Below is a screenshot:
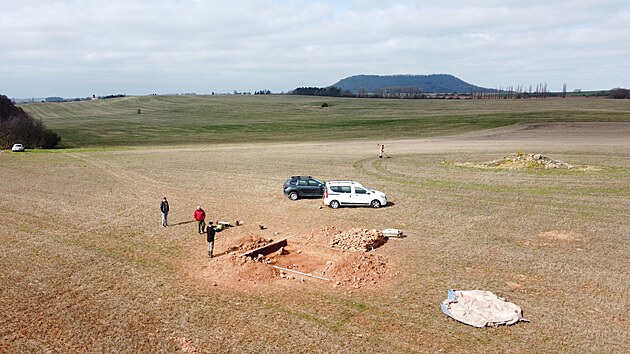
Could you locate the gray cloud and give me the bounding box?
[1,0,628,97]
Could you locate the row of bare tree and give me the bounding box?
[471,83,551,99]
[357,87,425,98]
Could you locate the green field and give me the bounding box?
[22,95,630,147]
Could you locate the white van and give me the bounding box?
[324,181,387,209]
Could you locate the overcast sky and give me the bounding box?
[1,0,628,97]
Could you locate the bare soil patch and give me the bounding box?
[172,337,197,354]
[456,152,577,170]
[329,252,396,288]
[537,230,586,242]
[524,230,587,248]
[450,122,630,145]
[184,227,395,290]
[224,234,274,254]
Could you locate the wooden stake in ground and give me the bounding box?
[272,266,330,281]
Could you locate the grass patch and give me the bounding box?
[21,95,630,148]
[343,299,369,311]
[292,310,342,330]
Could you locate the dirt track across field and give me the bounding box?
[1,122,628,353]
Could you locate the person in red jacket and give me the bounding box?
[194,206,206,234]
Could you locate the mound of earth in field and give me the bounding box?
[230,253,278,283]
[329,228,387,252]
[224,235,279,283]
[458,152,574,169]
[329,253,394,288]
[224,234,274,254]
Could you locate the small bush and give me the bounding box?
[321,103,329,108]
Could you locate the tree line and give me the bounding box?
[290,87,346,97]
[0,94,60,149]
[290,86,429,98]
[469,83,551,99]
[609,88,630,99]
[290,85,628,100]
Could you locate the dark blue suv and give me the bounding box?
[283,176,325,200]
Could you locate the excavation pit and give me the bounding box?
[239,238,332,280]
[203,228,396,287]
[239,238,288,259]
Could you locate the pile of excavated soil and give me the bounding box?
[459,152,574,169]
[302,226,342,248]
[189,229,397,288]
[224,234,279,283]
[230,254,278,283]
[183,234,279,288]
[224,234,273,254]
[329,228,387,252]
[329,253,393,288]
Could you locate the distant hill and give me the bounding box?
[331,74,493,94]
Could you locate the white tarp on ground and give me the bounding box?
[441,289,529,328]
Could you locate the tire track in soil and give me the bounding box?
[63,152,161,187]
[353,155,417,185]
[62,152,164,228]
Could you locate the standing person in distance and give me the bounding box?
[379,144,385,158]
[194,206,206,234]
[160,197,169,227]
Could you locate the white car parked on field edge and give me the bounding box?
[11,144,25,152]
[324,180,387,209]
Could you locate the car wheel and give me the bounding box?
[289,192,299,201]
[370,200,381,208]
[329,200,340,209]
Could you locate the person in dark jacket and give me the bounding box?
[160,197,169,227]
[194,206,206,233]
[206,221,216,257]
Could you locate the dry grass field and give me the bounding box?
[1,122,629,352]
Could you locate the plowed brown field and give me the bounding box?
[1,122,628,353]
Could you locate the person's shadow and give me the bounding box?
[211,250,231,258]
[172,220,196,226]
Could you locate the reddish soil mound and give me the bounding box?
[230,255,277,283]
[329,228,386,252]
[300,226,341,248]
[225,234,273,254]
[221,234,279,284]
[329,252,391,288]
[182,234,279,288]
